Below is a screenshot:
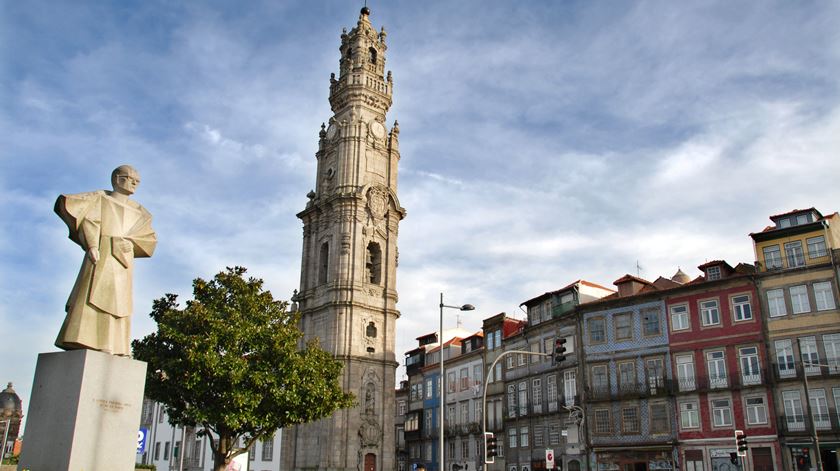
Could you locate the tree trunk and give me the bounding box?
[212,434,233,471]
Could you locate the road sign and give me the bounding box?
[546,449,555,469]
[137,428,148,454]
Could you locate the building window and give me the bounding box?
[517,382,528,417]
[670,304,689,331]
[785,241,805,267]
[506,354,515,370]
[706,265,721,281]
[461,440,469,459]
[548,423,561,445]
[473,365,482,386]
[532,378,543,413]
[594,409,611,434]
[618,361,635,392]
[368,47,377,65]
[461,402,469,424]
[447,372,456,393]
[814,282,836,311]
[154,442,161,460]
[518,353,527,367]
[622,406,640,433]
[529,303,543,325]
[642,359,662,393]
[650,403,669,434]
[507,384,517,418]
[706,351,727,388]
[425,378,433,399]
[676,354,696,391]
[810,389,831,429]
[800,336,820,374]
[807,236,827,258]
[745,397,768,425]
[460,368,469,391]
[711,399,733,427]
[164,441,170,460]
[474,401,482,425]
[685,450,704,471]
[508,428,517,448]
[732,295,752,321]
[589,317,606,343]
[547,374,558,411]
[823,333,840,373]
[775,339,796,377]
[680,402,699,429]
[564,370,577,404]
[642,308,661,336]
[783,390,805,431]
[424,410,432,431]
[260,438,274,461]
[790,285,811,313]
[763,245,782,269]
[520,427,529,447]
[739,347,761,385]
[614,313,632,341]
[700,300,720,326]
[405,413,418,432]
[319,242,329,284]
[767,289,787,317]
[591,365,609,395]
[366,242,381,284]
[534,425,544,447]
[447,441,455,460]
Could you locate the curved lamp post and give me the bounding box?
[439,293,474,471]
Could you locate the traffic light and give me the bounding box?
[484,432,498,464]
[554,338,567,363]
[735,429,748,456]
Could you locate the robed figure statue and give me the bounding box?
[54,165,157,356]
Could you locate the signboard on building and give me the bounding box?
[546,449,555,469]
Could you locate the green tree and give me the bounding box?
[133,267,354,471]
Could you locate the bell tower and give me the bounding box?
[284,7,404,471]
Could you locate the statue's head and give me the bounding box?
[111,165,140,196]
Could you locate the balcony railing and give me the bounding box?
[756,251,836,273]
[778,410,840,434]
[586,380,675,401]
[772,362,840,381]
[674,370,767,394]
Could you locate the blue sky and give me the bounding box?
[2,1,840,417]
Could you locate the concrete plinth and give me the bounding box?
[18,349,146,471]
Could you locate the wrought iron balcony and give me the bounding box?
[673,370,767,394]
[585,380,675,402]
[778,410,840,434]
[772,362,840,381]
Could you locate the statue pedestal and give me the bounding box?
[18,349,146,471]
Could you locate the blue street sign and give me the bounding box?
[137,428,148,454]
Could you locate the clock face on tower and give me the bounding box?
[326,123,338,140]
[369,120,386,139]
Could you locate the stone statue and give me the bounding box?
[54,165,157,356]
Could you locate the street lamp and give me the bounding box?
[440,293,475,471]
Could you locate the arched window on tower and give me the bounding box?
[366,242,381,284]
[319,242,329,284]
[346,47,353,62]
[368,47,377,65]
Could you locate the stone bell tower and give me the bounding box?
[283,7,404,471]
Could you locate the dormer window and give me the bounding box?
[706,266,721,281]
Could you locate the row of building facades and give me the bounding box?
[395,208,840,471]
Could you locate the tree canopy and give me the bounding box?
[132,267,354,471]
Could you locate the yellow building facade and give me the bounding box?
[751,208,840,471]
